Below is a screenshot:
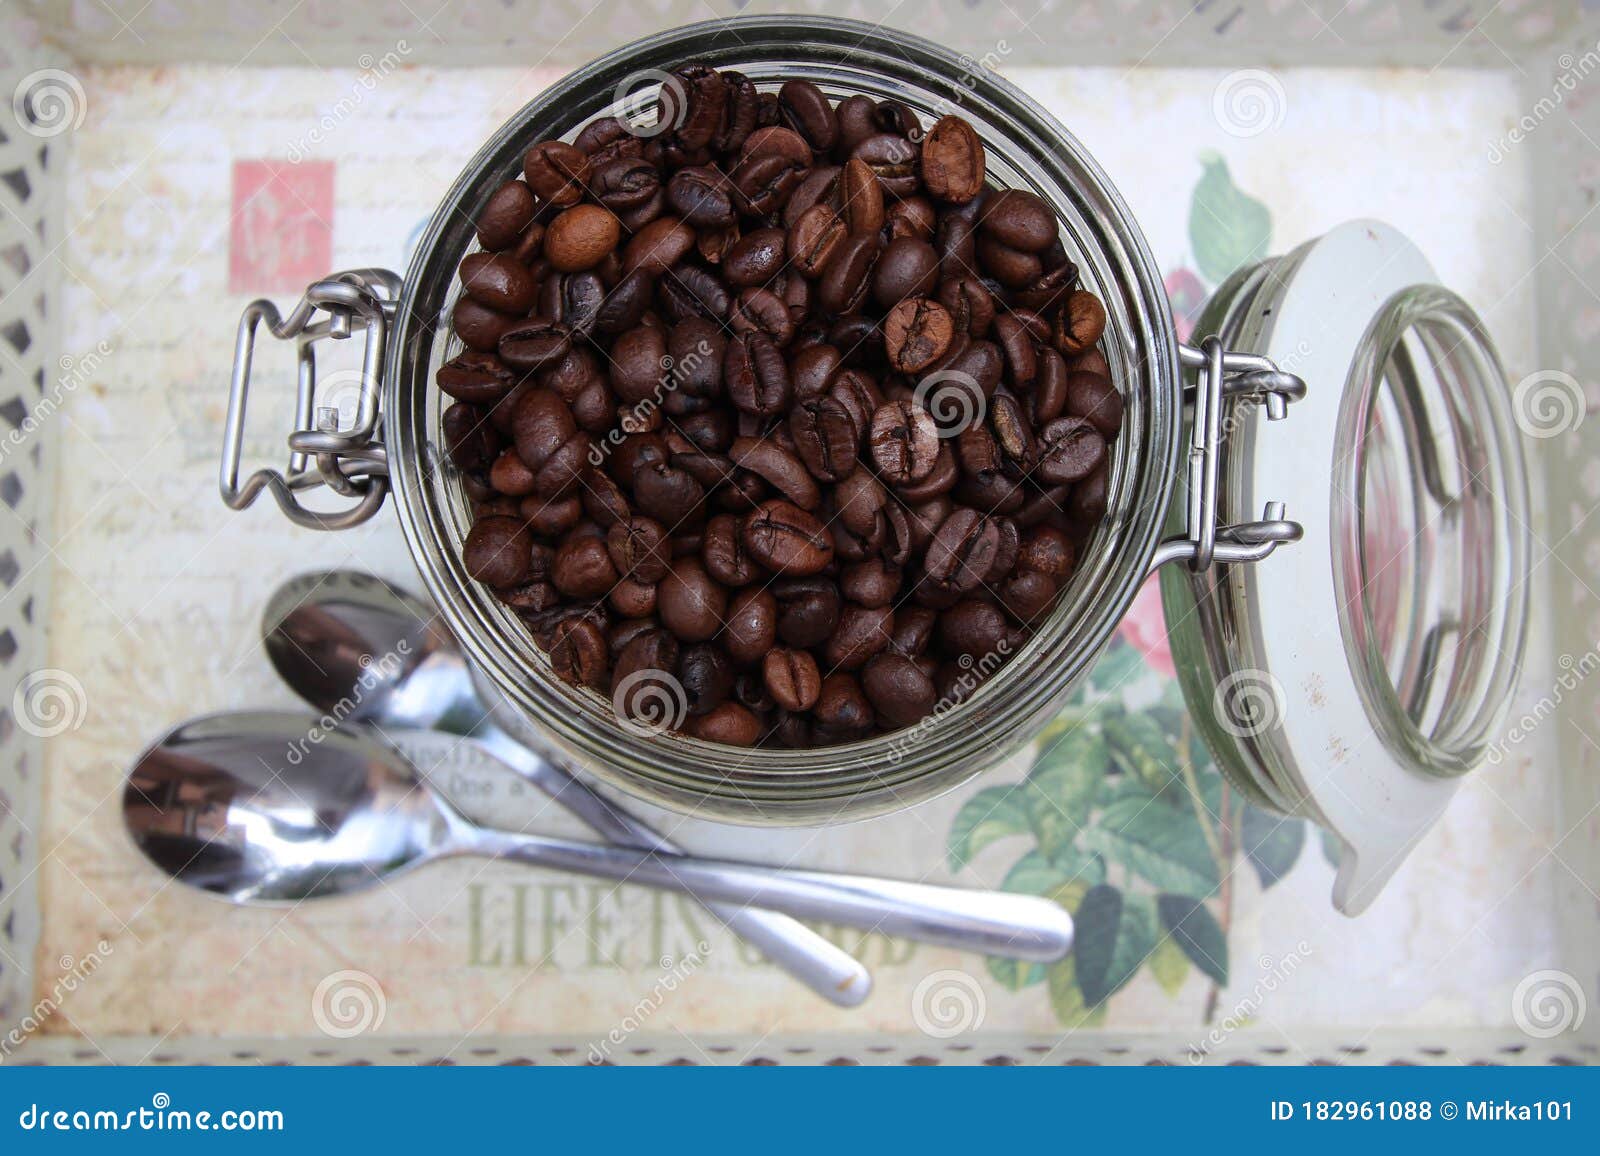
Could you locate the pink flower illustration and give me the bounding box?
[1116,575,1176,679]
[1165,267,1207,344]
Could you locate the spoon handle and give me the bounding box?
[469,723,871,1007]
[464,828,1074,963]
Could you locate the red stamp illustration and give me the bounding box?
[229,160,335,293]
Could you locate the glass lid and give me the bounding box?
[1162,220,1531,915]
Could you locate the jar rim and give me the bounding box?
[386,14,1182,823]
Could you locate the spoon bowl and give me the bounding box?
[126,712,453,904]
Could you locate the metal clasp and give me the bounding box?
[220,268,402,530]
[1149,336,1307,574]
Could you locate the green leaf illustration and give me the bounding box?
[946,785,1032,871]
[1082,793,1221,899]
[1189,152,1271,285]
[1073,885,1159,1006]
[1087,636,1147,694]
[1104,712,1184,799]
[1024,725,1110,859]
[1158,894,1229,986]
[1047,955,1109,1028]
[988,855,1093,991]
[988,954,1044,991]
[1241,806,1306,889]
[1148,934,1192,997]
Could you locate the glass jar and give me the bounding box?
[219,16,1528,910]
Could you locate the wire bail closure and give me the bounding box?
[220,268,401,530]
[1147,336,1307,574]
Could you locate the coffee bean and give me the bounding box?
[464,516,533,588]
[658,558,727,642]
[862,653,937,726]
[788,397,858,483]
[921,115,985,203]
[550,618,609,689]
[789,203,847,278]
[840,157,885,236]
[724,331,792,416]
[979,188,1056,252]
[523,140,590,207]
[1037,416,1107,484]
[679,643,734,716]
[883,297,954,372]
[702,513,760,586]
[606,516,670,582]
[778,79,838,152]
[1055,289,1108,355]
[869,400,941,484]
[722,587,778,665]
[1065,370,1124,439]
[873,238,940,309]
[742,499,834,575]
[438,351,520,405]
[925,508,1002,594]
[763,647,822,711]
[460,252,537,314]
[724,227,786,287]
[686,701,763,746]
[818,232,881,315]
[499,320,573,370]
[545,204,622,272]
[813,673,873,741]
[477,180,537,251]
[825,603,895,670]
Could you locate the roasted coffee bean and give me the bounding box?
[606,516,670,582]
[883,297,954,372]
[818,232,881,315]
[768,577,839,649]
[825,603,895,671]
[702,513,760,586]
[920,115,985,204]
[686,701,763,745]
[523,140,590,207]
[722,587,779,666]
[789,204,847,278]
[873,238,940,309]
[544,204,622,272]
[724,226,786,287]
[623,215,695,277]
[1054,288,1108,355]
[778,79,838,152]
[460,251,538,314]
[763,647,822,712]
[464,516,533,588]
[724,331,792,416]
[477,180,538,251]
[658,558,727,643]
[1064,370,1124,438]
[550,618,609,689]
[552,534,619,600]
[1037,416,1107,484]
[979,188,1056,252]
[444,64,1122,746]
[788,397,858,483]
[742,499,834,575]
[679,643,735,716]
[852,134,919,198]
[730,436,819,510]
[862,654,937,727]
[841,557,901,608]
[499,320,573,370]
[869,400,941,484]
[633,457,706,523]
[438,351,520,405]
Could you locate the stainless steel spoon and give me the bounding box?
[260,570,870,1005]
[125,712,1075,962]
